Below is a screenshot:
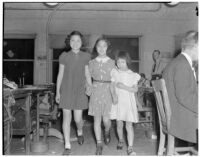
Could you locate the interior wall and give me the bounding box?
[4,3,198,84]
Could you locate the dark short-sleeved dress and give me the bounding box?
[88,57,115,117]
[59,51,91,110]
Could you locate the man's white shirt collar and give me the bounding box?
[181,52,193,68]
[181,52,196,79]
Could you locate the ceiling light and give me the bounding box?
[165,2,179,7]
[44,3,59,8]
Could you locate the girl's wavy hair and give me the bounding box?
[91,37,111,59]
[64,30,85,51]
[115,51,132,68]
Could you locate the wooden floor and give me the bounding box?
[6,121,158,155]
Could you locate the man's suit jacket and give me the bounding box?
[163,54,198,143]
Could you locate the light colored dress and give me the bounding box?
[88,56,115,117]
[110,68,141,122]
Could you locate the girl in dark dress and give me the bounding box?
[56,31,90,155]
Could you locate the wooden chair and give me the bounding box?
[136,89,153,124]
[152,79,198,155]
[37,91,63,141]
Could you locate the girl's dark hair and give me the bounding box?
[115,51,132,67]
[153,50,161,55]
[64,30,84,51]
[68,30,83,41]
[91,37,111,59]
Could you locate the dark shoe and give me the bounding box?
[104,130,111,145]
[117,141,124,150]
[63,148,71,155]
[77,135,84,145]
[96,143,103,155]
[127,146,136,155]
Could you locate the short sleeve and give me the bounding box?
[85,53,91,65]
[129,72,141,85]
[59,52,67,65]
[110,68,118,82]
[135,73,141,83]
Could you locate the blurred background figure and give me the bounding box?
[151,50,165,80]
[138,73,150,87]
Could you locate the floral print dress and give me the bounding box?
[88,56,115,117]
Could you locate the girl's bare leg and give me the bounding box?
[126,122,134,147]
[74,110,84,136]
[94,116,102,142]
[63,109,72,149]
[117,120,124,142]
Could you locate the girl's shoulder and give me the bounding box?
[106,58,115,67]
[60,51,69,58]
[127,69,138,75]
[59,51,70,64]
[89,58,97,66]
[108,58,115,64]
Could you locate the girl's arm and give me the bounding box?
[85,65,93,96]
[56,64,65,103]
[116,82,138,93]
[110,82,118,104]
[85,65,92,86]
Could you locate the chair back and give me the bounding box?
[152,79,171,133]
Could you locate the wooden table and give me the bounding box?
[3,86,54,155]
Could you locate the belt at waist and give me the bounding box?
[93,79,111,83]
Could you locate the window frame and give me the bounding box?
[3,34,36,84]
[103,35,142,73]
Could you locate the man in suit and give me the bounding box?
[163,30,198,143]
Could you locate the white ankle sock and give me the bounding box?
[77,130,83,136]
[65,143,71,149]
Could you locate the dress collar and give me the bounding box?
[70,50,81,55]
[96,56,110,63]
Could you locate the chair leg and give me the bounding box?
[167,134,175,155]
[43,123,48,142]
[158,131,166,155]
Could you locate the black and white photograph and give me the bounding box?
[2,1,198,155]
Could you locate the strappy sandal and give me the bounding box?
[117,140,124,150]
[127,146,136,155]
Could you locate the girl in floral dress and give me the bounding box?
[85,37,115,155]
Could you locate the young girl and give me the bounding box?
[85,37,115,155]
[56,31,91,155]
[110,51,141,155]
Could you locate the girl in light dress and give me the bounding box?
[110,51,141,155]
